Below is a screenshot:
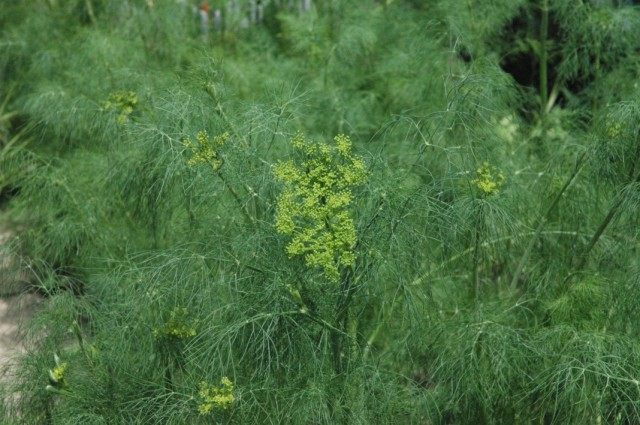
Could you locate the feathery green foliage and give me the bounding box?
[1,0,640,423]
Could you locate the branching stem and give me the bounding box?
[216,170,255,226]
[510,152,586,290]
[205,84,248,149]
[575,142,640,270]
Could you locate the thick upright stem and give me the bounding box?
[362,294,401,361]
[576,180,639,270]
[217,171,255,226]
[575,144,640,270]
[539,0,549,117]
[510,152,586,290]
[333,272,353,374]
[472,224,481,301]
[85,0,97,25]
[471,204,484,302]
[575,196,623,269]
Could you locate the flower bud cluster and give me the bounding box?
[274,133,367,281]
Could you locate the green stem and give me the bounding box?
[410,230,586,289]
[363,229,591,360]
[205,84,261,224]
[471,203,484,302]
[362,293,401,362]
[510,152,586,290]
[216,171,255,226]
[205,84,248,148]
[84,0,97,25]
[180,172,198,230]
[185,194,196,230]
[332,273,352,374]
[575,145,640,270]
[539,0,549,117]
[576,196,623,269]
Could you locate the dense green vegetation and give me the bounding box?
[1,0,640,423]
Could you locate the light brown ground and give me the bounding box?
[0,294,41,367]
[0,222,40,384]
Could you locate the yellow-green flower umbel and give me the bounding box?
[47,354,68,390]
[197,377,235,415]
[103,90,138,124]
[183,130,229,171]
[274,133,367,281]
[472,162,505,196]
[153,307,197,340]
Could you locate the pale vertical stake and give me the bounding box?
[257,0,264,23]
[250,0,257,24]
[199,2,211,41]
[302,0,312,12]
[213,9,222,32]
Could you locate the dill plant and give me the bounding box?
[1,1,640,424]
